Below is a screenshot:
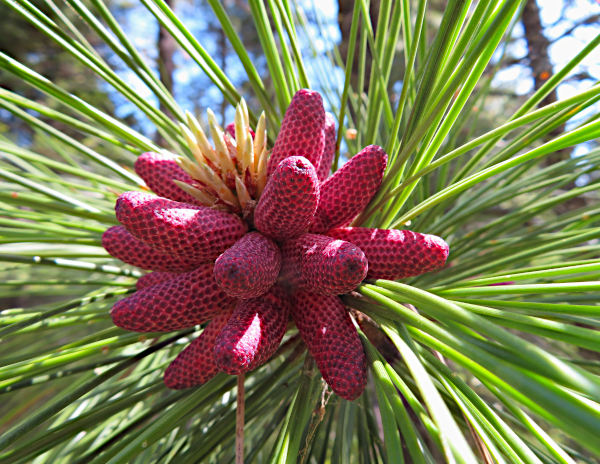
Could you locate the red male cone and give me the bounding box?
[326,227,449,280]
[292,292,367,401]
[214,286,291,375]
[164,307,235,389]
[316,112,337,181]
[280,233,368,295]
[254,157,320,242]
[102,226,202,273]
[310,145,387,233]
[111,264,236,332]
[214,232,281,298]
[135,152,202,205]
[115,191,247,262]
[267,89,325,176]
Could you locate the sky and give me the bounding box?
[493,0,600,98]
[106,0,600,152]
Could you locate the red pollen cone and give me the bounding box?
[326,227,449,280]
[136,271,178,290]
[115,191,247,262]
[135,152,202,205]
[316,112,337,182]
[164,307,235,389]
[110,264,236,332]
[310,145,387,233]
[214,286,291,375]
[280,233,368,295]
[292,291,367,401]
[102,225,203,273]
[254,157,320,242]
[214,231,281,299]
[267,89,326,176]
[225,122,255,139]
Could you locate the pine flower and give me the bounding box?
[310,145,387,233]
[267,89,326,176]
[280,233,368,295]
[292,291,367,401]
[214,231,281,298]
[254,156,320,241]
[214,286,291,374]
[164,307,235,389]
[111,264,236,332]
[326,227,449,279]
[101,90,449,400]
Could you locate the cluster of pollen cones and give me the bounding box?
[102,89,449,401]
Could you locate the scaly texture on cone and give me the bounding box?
[214,231,281,298]
[136,271,178,290]
[267,89,325,176]
[164,307,234,389]
[292,291,367,401]
[214,286,291,375]
[111,264,236,332]
[254,157,320,242]
[280,233,368,295]
[316,112,337,182]
[310,145,387,233]
[115,191,247,262]
[326,227,449,279]
[102,226,202,273]
[134,152,202,205]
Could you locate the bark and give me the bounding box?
[337,0,380,92]
[521,0,566,164]
[157,0,177,146]
[522,0,556,106]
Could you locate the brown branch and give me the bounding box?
[156,0,177,148]
[550,14,600,43]
[299,356,326,464]
[236,373,245,464]
[522,0,556,105]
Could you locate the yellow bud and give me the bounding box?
[200,163,240,208]
[234,104,246,162]
[173,180,216,207]
[179,123,205,165]
[185,111,219,165]
[256,146,268,197]
[235,176,252,211]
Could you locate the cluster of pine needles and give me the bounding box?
[0,0,600,462]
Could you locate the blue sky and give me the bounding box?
[107,0,600,148]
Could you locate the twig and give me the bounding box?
[236,373,245,464]
[299,379,333,464]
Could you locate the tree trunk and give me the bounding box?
[337,0,380,92]
[522,0,567,164]
[157,0,177,146]
[522,0,556,106]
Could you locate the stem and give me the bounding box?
[299,378,331,464]
[236,373,245,464]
